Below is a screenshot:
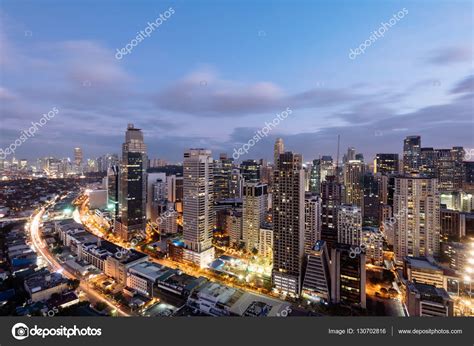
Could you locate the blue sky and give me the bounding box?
[0,0,472,163]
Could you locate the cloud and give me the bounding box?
[426,46,472,65]
[450,75,474,94]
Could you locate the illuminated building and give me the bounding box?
[258,224,273,258]
[405,282,453,317]
[213,153,234,201]
[309,156,333,195]
[337,204,362,246]
[440,208,466,240]
[182,149,215,268]
[242,182,268,252]
[302,240,331,302]
[394,176,440,263]
[304,192,322,254]
[74,147,83,173]
[116,124,148,241]
[240,159,261,183]
[320,175,344,250]
[362,227,384,265]
[403,257,445,289]
[272,151,305,296]
[330,244,366,308]
[403,135,421,173]
[106,165,119,219]
[273,138,284,165]
[343,159,365,209]
[374,153,399,175]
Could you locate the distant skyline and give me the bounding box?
[0,0,473,162]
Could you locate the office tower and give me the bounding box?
[272,151,305,296]
[229,168,243,198]
[337,204,362,246]
[345,147,356,163]
[74,147,83,173]
[107,165,120,219]
[374,153,399,175]
[419,147,437,177]
[213,154,234,201]
[302,240,331,302]
[260,161,273,185]
[117,124,147,241]
[274,138,284,165]
[330,244,366,308]
[309,156,333,194]
[304,163,312,192]
[304,192,322,254]
[362,173,382,226]
[393,176,441,263]
[146,172,166,219]
[240,159,261,183]
[182,149,215,268]
[343,159,365,208]
[403,135,421,173]
[440,209,466,241]
[321,175,344,250]
[97,153,119,173]
[436,147,464,192]
[242,182,268,252]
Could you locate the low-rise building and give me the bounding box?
[405,282,453,317]
[24,270,69,302]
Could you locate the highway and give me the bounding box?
[29,206,131,316]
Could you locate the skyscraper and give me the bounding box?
[272,151,305,296]
[242,182,268,252]
[374,153,399,175]
[107,165,120,220]
[182,149,215,268]
[74,147,83,173]
[304,192,322,254]
[309,156,333,194]
[343,159,365,209]
[240,159,261,183]
[213,154,234,201]
[302,240,331,302]
[337,204,362,246]
[403,136,421,173]
[321,175,344,250]
[393,175,441,263]
[274,138,284,165]
[116,124,147,241]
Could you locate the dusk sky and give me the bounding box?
[0,0,473,163]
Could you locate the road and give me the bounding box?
[29,207,131,316]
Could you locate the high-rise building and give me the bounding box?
[240,159,261,183]
[436,147,464,192]
[393,175,441,263]
[213,154,234,201]
[403,136,421,173]
[272,151,305,296]
[309,156,333,194]
[320,175,344,250]
[302,240,331,302]
[374,153,399,175]
[116,124,147,241]
[343,159,365,209]
[304,192,322,254]
[107,165,120,219]
[362,173,383,226]
[337,204,362,246]
[330,244,366,308]
[242,182,268,252]
[274,138,284,165]
[74,147,83,173]
[182,149,215,268]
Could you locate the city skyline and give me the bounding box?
[0,0,473,162]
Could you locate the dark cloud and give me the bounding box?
[450,75,474,94]
[425,46,472,65]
